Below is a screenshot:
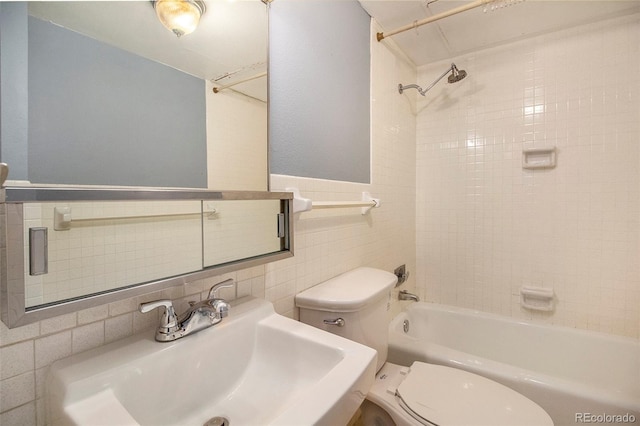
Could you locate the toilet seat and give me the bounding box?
[366,362,554,426]
[396,362,553,426]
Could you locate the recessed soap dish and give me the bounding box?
[520,286,555,311]
[522,147,556,169]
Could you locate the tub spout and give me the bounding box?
[399,290,419,302]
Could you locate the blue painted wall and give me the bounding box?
[269,1,371,183]
[0,10,207,188]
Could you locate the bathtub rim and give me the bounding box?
[392,302,640,346]
[388,302,640,413]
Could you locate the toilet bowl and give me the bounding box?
[295,267,553,426]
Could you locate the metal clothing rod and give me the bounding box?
[53,209,214,231]
[71,212,202,222]
[312,200,378,209]
[377,0,492,41]
[287,187,381,215]
[212,72,267,94]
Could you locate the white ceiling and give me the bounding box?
[27,0,640,98]
[28,1,268,101]
[359,0,640,67]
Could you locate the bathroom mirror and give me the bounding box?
[0,1,279,329]
[3,1,268,190]
[1,187,293,328]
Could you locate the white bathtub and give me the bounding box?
[388,303,640,426]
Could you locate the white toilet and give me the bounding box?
[295,267,554,426]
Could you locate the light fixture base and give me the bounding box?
[153,0,206,38]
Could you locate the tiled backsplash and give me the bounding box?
[415,13,640,338]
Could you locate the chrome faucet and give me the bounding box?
[140,279,235,342]
[398,290,419,302]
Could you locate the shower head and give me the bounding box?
[398,62,468,96]
[448,64,467,83]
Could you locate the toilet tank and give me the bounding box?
[295,267,397,372]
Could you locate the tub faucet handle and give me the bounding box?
[394,265,410,286]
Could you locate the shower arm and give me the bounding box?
[399,64,454,96]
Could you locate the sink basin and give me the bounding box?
[46,297,377,426]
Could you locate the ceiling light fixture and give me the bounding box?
[153,0,206,38]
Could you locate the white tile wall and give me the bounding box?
[415,13,640,338]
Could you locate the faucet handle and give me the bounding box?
[215,299,231,318]
[208,278,236,299]
[139,299,179,330]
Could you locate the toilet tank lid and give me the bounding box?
[295,267,398,312]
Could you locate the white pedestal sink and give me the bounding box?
[46,297,377,426]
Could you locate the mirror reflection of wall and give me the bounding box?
[206,80,268,191]
[22,197,287,309]
[24,201,203,308]
[27,15,208,188]
[21,196,291,309]
[1,1,268,190]
[202,200,282,266]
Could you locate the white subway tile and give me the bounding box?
[0,372,35,412]
[77,305,109,325]
[0,341,33,381]
[39,313,76,336]
[34,332,71,369]
[0,401,36,426]
[71,322,104,354]
[0,321,39,347]
[104,314,133,344]
[415,13,639,338]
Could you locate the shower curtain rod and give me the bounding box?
[377,0,493,41]
[212,72,267,94]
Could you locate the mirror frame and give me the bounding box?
[1,186,293,328]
